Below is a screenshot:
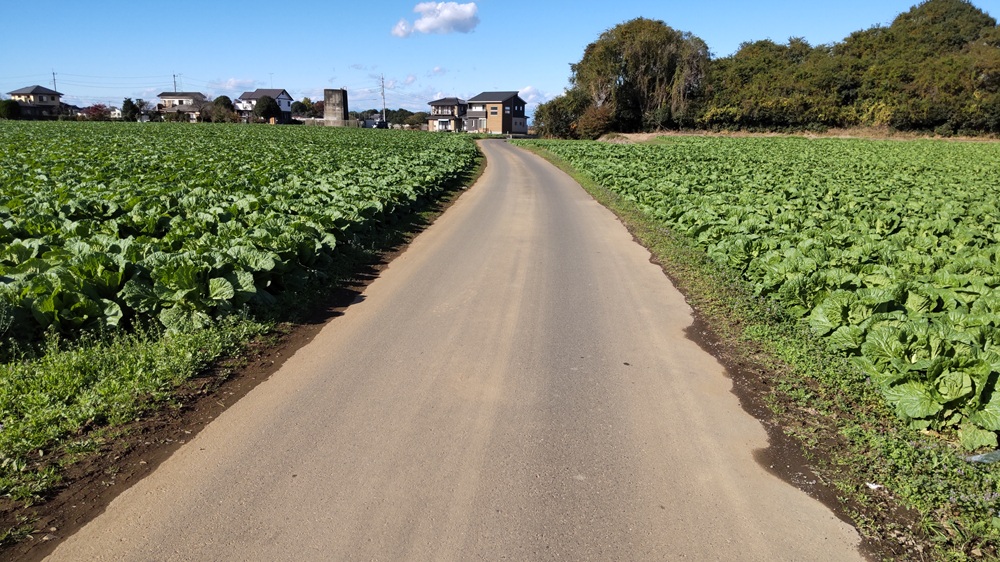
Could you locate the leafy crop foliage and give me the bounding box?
[517,137,1000,449]
[0,122,479,344]
[0,122,477,506]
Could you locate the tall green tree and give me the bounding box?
[253,95,281,121]
[570,17,710,131]
[836,0,1000,131]
[405,111,429,127]
[291,100,310,115]
[700,38,846,129]
[121,98,139,121]
[533,87,590,138]
[0,99,22,120]
[540,0,1000,137]
[213,95,234,113]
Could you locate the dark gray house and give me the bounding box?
[6,85,64,118]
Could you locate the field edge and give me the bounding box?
[516,140,1000,562]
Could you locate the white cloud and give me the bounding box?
[518,86,550,118]
[393,2,480,38]
[429,66,446,76]
[518,86,547,105]
[207,78,258,92]
[404,75,417,86]
[392,20,412,38]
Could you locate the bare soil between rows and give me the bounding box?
[2,147,911,562]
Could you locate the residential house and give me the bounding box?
[109,106,122,120]
[158,91,208,122]
[6,85,63,118]
[464,91,528,134]
[427,97,466,132]
[235,89,293,123]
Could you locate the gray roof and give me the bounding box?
[7,85,62,96]
[468,91,523,103]
[429,97,466,106]
[238,88,292,100]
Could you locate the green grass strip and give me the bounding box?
[0,317,269,503]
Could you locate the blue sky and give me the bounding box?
[2,1,996,117]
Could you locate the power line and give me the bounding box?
[58,72,169,80]
[0,73,52,80]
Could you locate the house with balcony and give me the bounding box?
[6,85,63,118]
[157,91,208,122]
[464,91,528,134]
[235,88,293,123]
[427,97,467,132]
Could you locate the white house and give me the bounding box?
[235,89,293,123]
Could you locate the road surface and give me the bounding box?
[46,140,861,561]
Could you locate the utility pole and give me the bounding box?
[380,74,387,123]
[51,70,57,92]
[173,74,177,92]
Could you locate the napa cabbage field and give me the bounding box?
[516,136,1000,450]
[0,122,479,344]
[0,122,479,508]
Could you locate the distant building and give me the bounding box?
[465,91,528,134]
[323,89,350,126]
[157,92,208,122]
[6,85,63,118]
[235,89,293,123]
[427,97,467,132]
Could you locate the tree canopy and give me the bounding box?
[214,95,234,113]
[121,98,139,121]
[253,95,281,121]
[209,96,237,123]
[568,17,709,134]
[290,98,325,119]
[81,104,111,121]
[0,100,22,120]
[537,0,1000,137]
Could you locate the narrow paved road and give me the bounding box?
[46,140,861,561]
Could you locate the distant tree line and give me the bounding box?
[535,0,1000,138]
[349,108,430,127]
[291,98,325,118]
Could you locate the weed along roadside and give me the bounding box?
[514,137,1000,560]
[0,121,484,558]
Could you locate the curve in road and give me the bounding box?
[46,139,862,561]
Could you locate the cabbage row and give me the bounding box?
[0,122,478,340]
[517,137,1000,449]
